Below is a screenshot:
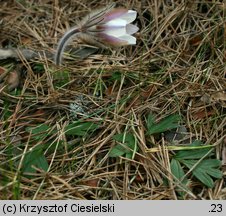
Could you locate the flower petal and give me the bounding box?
[98,33,129,46]
[103,26,126,37]
[104,8,128,22]
[118,10,137,24]
[99,19,127,37]
[126,24,139,35]
[98,32,137,46]
[105,19,127,27]
[118,34,137,45]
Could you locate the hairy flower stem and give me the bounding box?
[54,4,138,66]
[54,27,80,65]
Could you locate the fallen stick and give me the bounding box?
[0,48,52,61]
[0,47,98,62]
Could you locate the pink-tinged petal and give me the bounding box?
[126,24,139,35]
[105,19,127,27]
[118,35,136,45]
[98,19,127,37]
[103,26,127,37]
[104,8,128,22]
[118,10,137,23]
[98,33,129,46]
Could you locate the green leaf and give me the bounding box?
[3,101,13,121]
[147,114,181,135]
[109,133,137,159]
[22,145,49,175]
[110,71,122,81]
[206,169,223,179]
[196,159,222,179]
[53,70,70,88]
[34,154,49,172]
[33,63,44,73]
[181,159,222,188]
[26,124,52,140]
[65,121,99,136]
[44,140,64,154]
[194,169,214,188]
[171,159,188,184]
[108,144,128,157]
[146,114,155,131]
[199,159,222,168]
[170,158,189,197]
[174,140,213,160]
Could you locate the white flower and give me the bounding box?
[83,7,139,46]
[55,4,139,65]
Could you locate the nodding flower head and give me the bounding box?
[55,3,139,65]
[80,4,139,47]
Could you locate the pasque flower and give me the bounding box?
[55,3,139,65]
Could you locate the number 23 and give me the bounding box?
[210,204,222,212]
